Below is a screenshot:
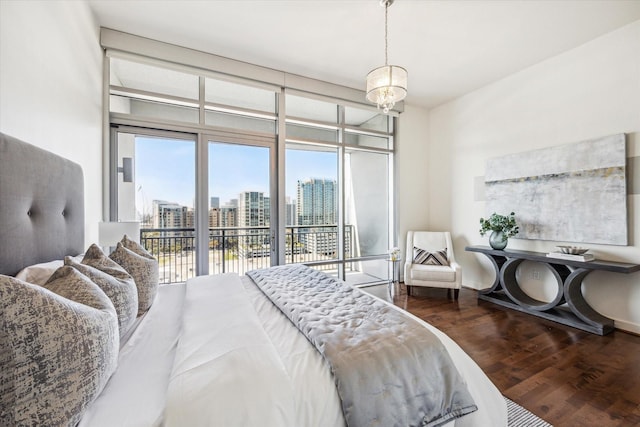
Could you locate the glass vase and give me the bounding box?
[489,231,508,250]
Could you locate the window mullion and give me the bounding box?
[337,105,346,280]
[275,88,287,266]
[196,132,209,276]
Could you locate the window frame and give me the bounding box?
[105,50,397,285]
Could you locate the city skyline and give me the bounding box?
[134,136,337,213]
[150,181,337,229]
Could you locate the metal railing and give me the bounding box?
[140,225,354,284]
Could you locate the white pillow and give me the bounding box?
[14,255,84,285]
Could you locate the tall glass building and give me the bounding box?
[296,178,336,226]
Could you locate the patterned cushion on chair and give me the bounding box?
[413,247,449,266]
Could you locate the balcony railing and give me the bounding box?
[140,225,354,284]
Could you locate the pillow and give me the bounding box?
[0,267,118,426]
[110,241,159,316]
[120,234,152,258]
[413,247,450,266]
[65,244,138,338]
[14,254,83,285]
[14,259,63,284]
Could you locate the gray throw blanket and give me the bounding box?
[247,265,477,427]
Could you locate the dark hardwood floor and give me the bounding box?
[392,285,640,427]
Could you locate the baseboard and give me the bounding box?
[612,318,640,335]
[461,281,486,291]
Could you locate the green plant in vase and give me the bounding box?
[479,212,519,250]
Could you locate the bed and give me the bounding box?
[0,132,507,426]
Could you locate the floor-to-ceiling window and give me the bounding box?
[106,49,396,285]
[285,143,339,267]
[284,93,394,285]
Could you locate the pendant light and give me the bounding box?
[366,0,408,113]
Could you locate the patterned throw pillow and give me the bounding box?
[65,244,138,338]
[0,267,118,426]
[110,241,159,316]
[413,247,450,266]
[120,234,152,258]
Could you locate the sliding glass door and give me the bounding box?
[113,129,197,284]
[208,141,274,274]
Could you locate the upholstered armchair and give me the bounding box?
[404,231,462,299]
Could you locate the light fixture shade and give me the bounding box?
[366,65,408,113]
[99,221,141,247]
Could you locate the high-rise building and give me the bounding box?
[220,199,238,228]
[210,197,219,209]
[285,197,296,226]
[153,200,189,229]
[297,178,336,226]
[209,208,220,228]
[296,179,337,256]
[220,207,236,228]
[238,191,269,228]
[185,208,195,228]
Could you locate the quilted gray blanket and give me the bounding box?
[247,265,477,427]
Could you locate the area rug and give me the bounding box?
[506,397,553,427]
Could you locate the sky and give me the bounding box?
[134,137,336,212]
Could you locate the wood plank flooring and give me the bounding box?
[392,285,640,427]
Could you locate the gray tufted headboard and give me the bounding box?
[0,132,85,276]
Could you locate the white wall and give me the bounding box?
[0,1,103,245]
[397,104,431,273]
[427,20,640,333]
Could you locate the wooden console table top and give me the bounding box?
[465,245,640,273]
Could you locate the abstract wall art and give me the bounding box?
[485,133,627,245]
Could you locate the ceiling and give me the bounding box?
[88,0,640,110]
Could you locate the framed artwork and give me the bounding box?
[485,133,627,245]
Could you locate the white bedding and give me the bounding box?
[79,283,186,427]
[80,273,507,426]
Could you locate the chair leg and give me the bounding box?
[454,289,459,300]
[407,285,411,296]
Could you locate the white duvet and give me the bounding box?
[80,273,507,427]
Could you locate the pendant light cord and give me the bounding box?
[384,2,389,66]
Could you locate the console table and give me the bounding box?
[465,246,640,335]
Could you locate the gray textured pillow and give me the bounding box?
[0,267,118,426]
[110,241,159,316]
[65,243,138,338]
[119,234,151,256]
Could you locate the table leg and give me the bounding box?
[478,252,507,294]
[388,260,399,299]
[564,268,614,333]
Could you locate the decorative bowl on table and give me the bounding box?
[557,245,589,255]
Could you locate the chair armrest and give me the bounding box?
[450,260,462,287]
[403,261,413,286]
[450,260,461,273]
